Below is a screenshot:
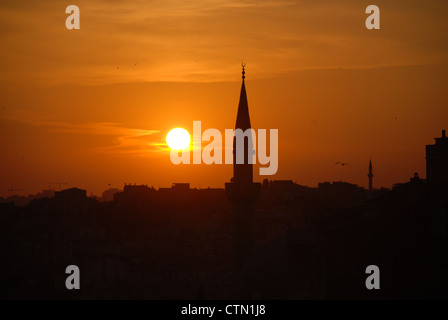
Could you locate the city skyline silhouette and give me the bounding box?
[1,66,447,299]
[1,0,448,301]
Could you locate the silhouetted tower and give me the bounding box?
[426,130,448,188]
[368,158,373,195]
[225,65,261,273]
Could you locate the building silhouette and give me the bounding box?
[54,187,87,200]
[225,65,261,274]
[426,129,448,188]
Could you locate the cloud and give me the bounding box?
[0,109,163,155]
[0,0,447,85]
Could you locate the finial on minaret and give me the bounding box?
[242,61,246,80]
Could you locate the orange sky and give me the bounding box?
[1,0,447,196]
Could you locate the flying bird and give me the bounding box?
[335,161,350,167]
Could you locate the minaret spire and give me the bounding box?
[233,63,253,183]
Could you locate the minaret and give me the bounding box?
[368,158,373,195]
[225,64,261,273]
[233,63,254,184]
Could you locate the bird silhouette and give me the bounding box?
[335,161,350,167]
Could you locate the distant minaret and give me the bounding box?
[225,64,261,273]
[368,158,373,195]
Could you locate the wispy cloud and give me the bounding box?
[0,109,163,155]
[0,0,447,85]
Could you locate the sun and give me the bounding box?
[166,128,191,150]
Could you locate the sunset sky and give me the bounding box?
[1,0,447,196]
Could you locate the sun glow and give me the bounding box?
[166,128,191,150]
